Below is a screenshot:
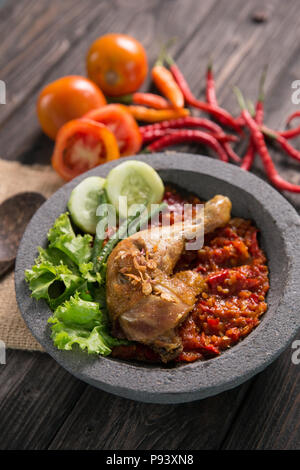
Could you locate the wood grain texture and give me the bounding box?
[222,333,300,450]
[0,0,109,123]
[0,350,86,449]
[48,380,251,450]
[0,0,299,450]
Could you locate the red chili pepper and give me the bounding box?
[222,142,241,163]
[205,62,240,136]
[286,110,300,126]
[201,342,220,356]
[180,351,204,362]
[140,116,225,134]
[140,116,237,139]
[241,140,255,171]
[132,92,170,109]
[206,62,218,106]
[279,124,300,140]
[278,108,300,139]
[142,128,173,144]
[195,264,207,273]
[146,129,229,162]
[255,100,264,126]
[142,128,235,145]
[235,87,300,193]
[262,125,300,163]
[207,317,220,328]
[235,115,245,127]
[206,269,229,288]
[255,66,267,123]
[204,62,241,162]
[197,301,212,313]
[140,116,239,161]
[249,230,260,257]
[241,68,267,171]
[250,293,259,303]
[165,55,242,134]
[240,99,264,171]
[240,141,255,171]
[199,333,220,355]
[225,328,240,343]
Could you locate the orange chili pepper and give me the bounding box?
[132,92,170,109]
[151,60,184,109]
[125,105,190,122]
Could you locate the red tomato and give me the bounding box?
[86,34,148,96]
[37,76,107,140]
[84,104,142,156]
[51,118,120,181]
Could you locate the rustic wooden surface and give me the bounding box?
[0,0,299,450]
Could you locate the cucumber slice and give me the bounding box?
[105,160,164,219]
[67,176,106,234]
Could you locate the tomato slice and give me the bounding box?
[51,118,120,181]
[84,104,142,156]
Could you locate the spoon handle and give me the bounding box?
[0,260,14,278]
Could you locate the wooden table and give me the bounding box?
[0,0,299,450]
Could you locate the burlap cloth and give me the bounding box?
[0,159,63,351]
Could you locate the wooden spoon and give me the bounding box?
[0,192,46,277]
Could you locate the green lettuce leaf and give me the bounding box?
[36,245,78,272]
[49,321,112,355]
[25,255,84,310]
[50,292,102,330]
[48,293,127,355]
[79,262,102,284]
[26,212,127,357]
[48,213,93,266]
[25,214,101,309]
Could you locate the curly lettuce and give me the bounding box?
[25,213,126,356]
[48,293,127,355]
[48,213,93,266]
[24,247,85,310]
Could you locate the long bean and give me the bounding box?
[127,202,167,236]
[95,202,167,273]
[94,214,138,272]
[91,189,109,269]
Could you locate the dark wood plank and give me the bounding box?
[222,333,300,449]
[48,380,251,450]
[0,350,86,449]
[0,0,111,124]
[0,0,218,164]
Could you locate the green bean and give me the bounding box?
[127,202,167,235]
[95,202,167,274]
[91,189,109,270]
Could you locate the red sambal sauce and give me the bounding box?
[112,185,269,363]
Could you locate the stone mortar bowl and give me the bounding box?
[15,153,300,404]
